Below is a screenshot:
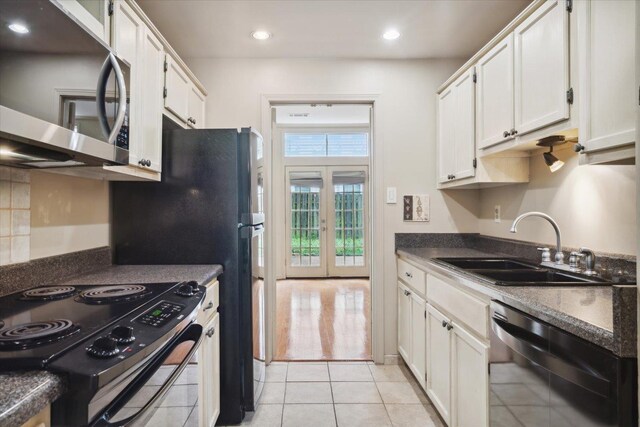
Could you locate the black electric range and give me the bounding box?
[0,282,206,426]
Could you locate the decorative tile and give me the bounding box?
[329,364,373,382]
[332,382,381,404]
[287,363,330,382]
[0,181,9,209]
[282,404,335,427]
[385,404,438,427]
[0,237,9,266]
[11,210,29,236]
[10,183,29,209]
[334,404,391,427]
[10,169,30,183]
[284,382,332,404]
[375,382,421,404]
[10,236,29,263]
[261,382,286,404]
[0,210,9,237]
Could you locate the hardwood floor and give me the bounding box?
[275,278,371,361]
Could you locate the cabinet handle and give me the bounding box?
[203,301,214,311]
[510,128,518,136]
[503,130,510,138]
[404,290,411,296]
[405,272,413,279]
[138,159,146,166]
[206,327,215,338]
[145,159,151,167]
[446,323,454,331]
[442,320,447,328]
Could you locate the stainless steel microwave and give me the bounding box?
[0,0,129,168]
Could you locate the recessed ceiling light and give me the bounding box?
[8,23,29,34]
[252,31,271,40]
[383,29,400,40]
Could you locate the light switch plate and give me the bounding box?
[494,205,501,223]
[386,187,397,204]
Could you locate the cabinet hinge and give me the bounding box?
[473,158,477,169]
[488,364,491,375]
[472,70,477,83]
[163,60,168,72]
[163,87,167,99]
[566,87,574,104]
[424,310,427,319]
[566,0,572,13]
[108,0,114,16]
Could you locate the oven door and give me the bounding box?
[90,323,203,427]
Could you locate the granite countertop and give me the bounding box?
[397,247,637,358]
[0,264,223,427]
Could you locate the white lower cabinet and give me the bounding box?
[198,313,220,427]
[426,302,489,427]
[397,281,426,389]
[426,303,451,424]
[451,321,489,427]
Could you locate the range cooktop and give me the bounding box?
[0,283,180,369]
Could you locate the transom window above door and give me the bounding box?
[284,133,369,157]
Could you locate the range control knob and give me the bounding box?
[187,281,199,293]
[87,336,120,358]
[111,325,135,344]
[175,282,196,297]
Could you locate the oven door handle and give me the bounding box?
[91,323,203,427]
[492,318,611,397]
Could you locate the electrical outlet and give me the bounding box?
[494,205,501,223]
[386,187,397,204]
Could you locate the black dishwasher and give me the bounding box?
[489,301,637,426]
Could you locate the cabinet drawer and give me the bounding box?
[397,258,426,295]
[426,275,488,338]
[198,280,219,325]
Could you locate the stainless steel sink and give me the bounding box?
[434,257,609,286]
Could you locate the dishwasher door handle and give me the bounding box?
[491,318,611,398]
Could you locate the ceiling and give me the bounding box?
[137,0,532,60]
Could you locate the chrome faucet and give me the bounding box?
[510,212,565,266]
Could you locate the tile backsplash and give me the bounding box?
[0,167,30,265]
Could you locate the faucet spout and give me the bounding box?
[510,211,564,264]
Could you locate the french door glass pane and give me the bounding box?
[334,178,365,268]
[290,185,321,267]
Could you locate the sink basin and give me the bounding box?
[436,258,538,271]
[469,269,607,285]
[434,257,609,286]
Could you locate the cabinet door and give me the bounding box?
[425,303,451,425]
[138,28,164,172]
[514,0,569,136]
[164,55,190,123]
[397,282,411,363]
[476,34,514,149]
[188,85,206,129]
[198,313,220,427]
[451,324,489,427]
[579,0,636,153]
[437,85,456,183]
[409,293,426,389]
[452,69,476,180]
[54,0,110,43]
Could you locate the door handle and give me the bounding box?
[206,327,215,338]
[203,302,214,311]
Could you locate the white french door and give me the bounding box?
[285,166,369,278]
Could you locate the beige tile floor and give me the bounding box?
[139,361,445,427]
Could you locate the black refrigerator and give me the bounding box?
[111,127,266,425]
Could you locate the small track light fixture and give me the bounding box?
[536,135,569,173]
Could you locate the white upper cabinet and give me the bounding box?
[439,68,476,184]
[514,0,569,136]
[188,84,206,129]
[138,28,164,171]
[577,0,636,160]
[164,55,190,124]
[476,34,514,149]
[55,0,111,44]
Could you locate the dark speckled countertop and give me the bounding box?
[0,264,222,427]
[397,247,637,358]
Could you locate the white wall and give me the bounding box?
[479,145,636,256]
[187,58,477,357]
